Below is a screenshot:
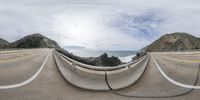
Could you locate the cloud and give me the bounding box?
[109,9,166,39]
[0,0,200,50]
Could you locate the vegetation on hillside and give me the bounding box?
[0,33,61,49]
[145,32,200,52]
[132,52,147,61]
[10,33,61,49]
[57,49,122,66]
[0,38,9,49]
[1,32,199,66]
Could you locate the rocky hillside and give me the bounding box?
[10,33,61,49]
[0,38,9,49]
[57,49,122,66]
[145,32,200,52]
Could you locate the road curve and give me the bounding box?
[0,49,51,86]
[107,52,199,99]
[0,52,50,89]
[0,49,200,100]
[153,56,200,89]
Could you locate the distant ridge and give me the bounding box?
[0,33,61,49]
[1,32,200,52]
[144,32,200,52]
[0,38,9,49]
[10,33,61,49]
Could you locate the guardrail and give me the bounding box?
[54,50,149,90]
[56,51,146,71]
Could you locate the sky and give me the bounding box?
[0,0,200,50]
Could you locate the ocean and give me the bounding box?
[67,49,137,63]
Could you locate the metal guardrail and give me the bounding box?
[56,51,147,71]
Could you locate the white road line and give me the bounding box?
[153,56,200,89]
[0,52,51,89]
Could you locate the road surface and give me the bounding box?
[0,49,199,100]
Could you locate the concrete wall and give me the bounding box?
[54,51,150,90]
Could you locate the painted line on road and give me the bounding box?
[153,56,200,89]
[0,52,51,89]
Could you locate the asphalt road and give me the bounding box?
[0,49,199,100]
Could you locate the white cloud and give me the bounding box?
[0,0,200,50]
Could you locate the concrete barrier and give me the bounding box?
[57,51,145,71]
[106,56,149,90]
[54,51,149,90]
[54,52,109,90]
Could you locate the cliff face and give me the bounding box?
[0,38,9,49]
[145,32,200,52]
[10,33,61,49]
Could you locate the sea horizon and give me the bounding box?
[66,49,137,63]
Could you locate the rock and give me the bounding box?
[144,32,200,52]
[57,49,122,66]
[0,38,9,49]
[10,33,61,49]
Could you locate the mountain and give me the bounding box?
[10,33,61,49]
[0,38,9,49]
[145,32,200,52]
